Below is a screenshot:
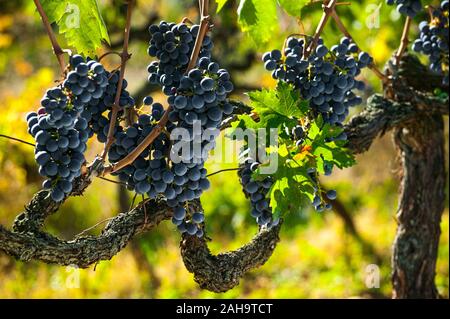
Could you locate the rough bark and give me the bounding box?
[0,198,172,267]
[180,224,281,293]
[389,55,448,299]
[391,114,445,299]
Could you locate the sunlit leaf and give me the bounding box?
[40,0,110,55]
[237,0,279,46]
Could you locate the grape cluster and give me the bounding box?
[165,56,234,235]
[386,0,422,17]
[238,160,279,227]
[263,37,371,127]
[27,55,137,202]
[147,21,213,95]
[412,0,449,85]
[27,103,88,202]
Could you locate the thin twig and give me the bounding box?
[101,0,134,160]
[330,10,389,83]
[33,0,66,74]
[98,51,123,61]
[187,0,210,71]
[305,0,337,57]
[102,0,211,176]
[98,176,127,186]
[0,134,35,147]
[206,167,240,177]
[74,217,115,238]
[395,16,412,65]
[130,192,138,211]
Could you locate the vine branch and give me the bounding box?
[0,134,35,147]
[101,0,134,160]
[395,16,412,65]
[305,0,337,56]
[33,0,66,74]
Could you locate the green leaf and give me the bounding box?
[277,0,307,17]
[276,82,309,118]
[237,0,279,46]
[266,147,316,219]
[306,118,356,172]
[40,0,110,55]
[216,0,231,13]
[235,84,308,128]
[40,0,66,21]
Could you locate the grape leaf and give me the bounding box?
[231,83,309,131]
[277,0,308,17]
[40,0,110,55]
[216,0,231,13]
[276,82,309,118]
[40,0,66,21]
[306,119,356,172]
[266,144,316,219]
[237,0,279,46]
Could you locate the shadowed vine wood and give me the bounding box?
[0,54,448,295]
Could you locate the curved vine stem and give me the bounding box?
[98,51,123,62]
[33,0,66,75]
[101,0,134,160]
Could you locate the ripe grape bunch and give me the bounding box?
[386,0,422,17]
[27,55,115,202]
[167,56,234,235]
[147,21,213,95]
[263,36,371,128]
[412,0,449,85]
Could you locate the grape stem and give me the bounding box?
[33,0,66,75]
[98,51,123,61]
[102,0,211,176]
[0,134,36,147]
[206,168,240,178]
[98,176,127,186]
[102,109,170,174]
[395,16,412,66]
[101,0,134,161]
[330,10,389,84]
[74,217,116,239]
[305,0,338,57]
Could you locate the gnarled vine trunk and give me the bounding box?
[392,114,445,299]
[389,55,447,299]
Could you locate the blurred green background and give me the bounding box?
[0,0,448,298]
